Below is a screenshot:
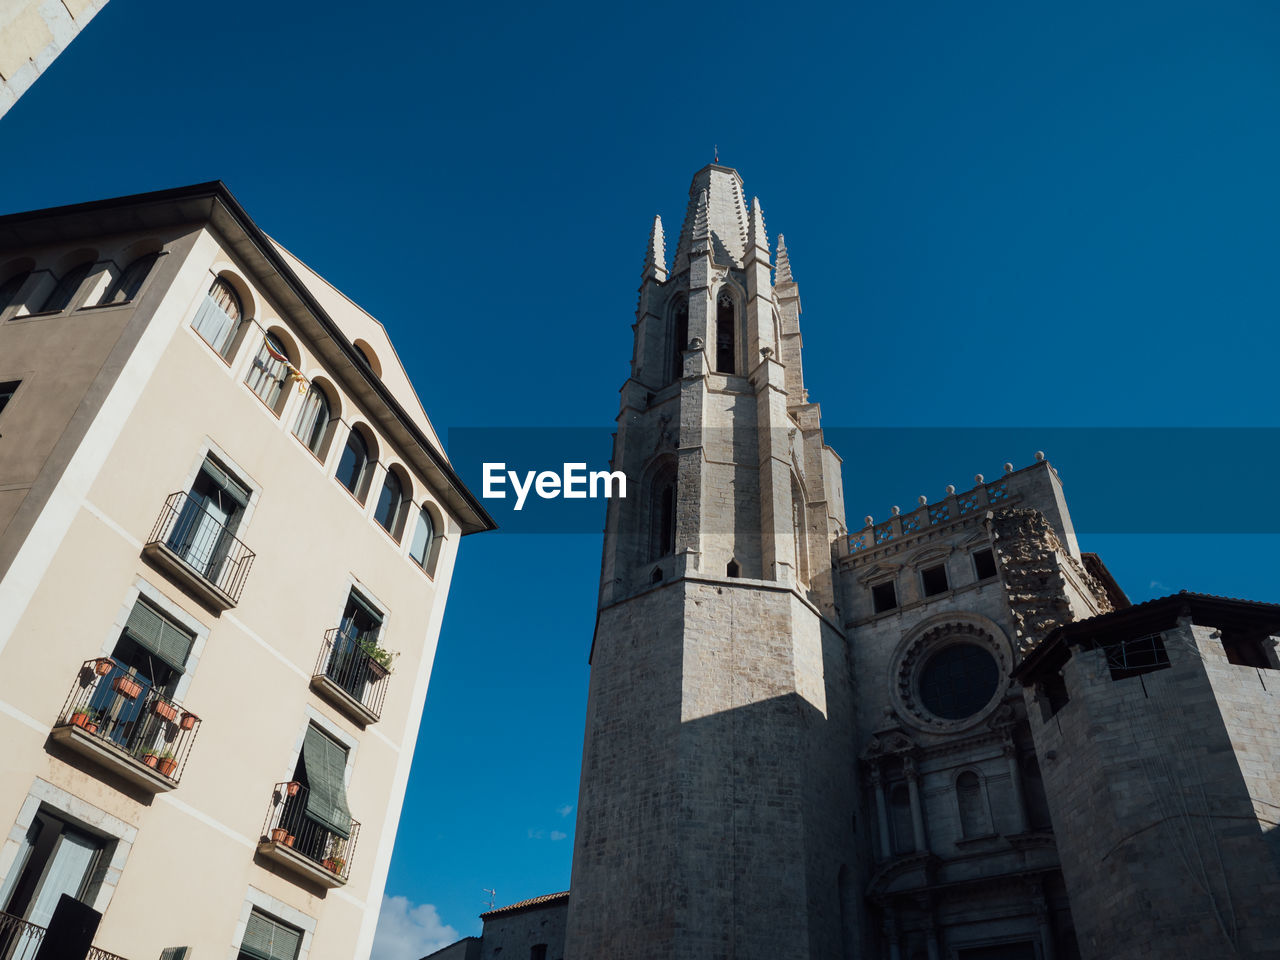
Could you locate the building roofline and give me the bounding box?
[479,890,570,920]
[1012,590,1280,683]
[0,181,496,534]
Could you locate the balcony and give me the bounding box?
[0,910,130,960]
[256,782,359,888]
[50,658,202,793]
[309,629,391,725]
[142,492,255,610]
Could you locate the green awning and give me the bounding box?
[302,725,352,840]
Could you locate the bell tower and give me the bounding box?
[565,165,860,960]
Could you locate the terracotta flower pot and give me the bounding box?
[112,676,142,700]
[323,858,344,874]
[285,834,295,847]
[179,712,198,730]
[71,711,92,729]
[84,722,98,734]
[270,827,289,843]
[142,753,158,768]
[153,701,178,723]
[156,757,178,777]
[286,781,301,797]
[93,658,113,677]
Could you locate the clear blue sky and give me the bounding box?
[4,1,1280,955]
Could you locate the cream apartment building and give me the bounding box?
[0,183,493,959]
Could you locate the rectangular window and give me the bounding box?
[1102,633,1171,680]
[0,380,19,417]
[239,910,303,960]
[113,600,195,692]
[973,548,997,581]
[0,810,105,926]
[872,581,897,614]
[167,458,250,578]
[921,563,949,597]
[1038,672,1070,719]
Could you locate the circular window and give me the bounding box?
[917,643,999,720]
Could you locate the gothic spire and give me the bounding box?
[775,233,794,284]
[642,214,667,282]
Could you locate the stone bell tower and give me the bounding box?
[564,165,861,960]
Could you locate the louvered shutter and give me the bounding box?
[241,911,302,960]
[124,602,194,673]
[302,726,352,839]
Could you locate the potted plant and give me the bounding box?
[286,780,301,797]
[140,750,159,768]
[70,708,102,733]
[270,826,290,844]
[153,699,179,723]
[111,674,143,700]
[155,750,178,778]
[179,710,199,731]
[322,855,346,874]
[358,639,397,680]
[93,658,114,677]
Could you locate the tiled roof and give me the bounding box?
[480,891,570,920]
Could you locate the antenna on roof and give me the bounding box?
[483,888,496,909]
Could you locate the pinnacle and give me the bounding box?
[746,196,768,260]
[690,188,711,254]
[643,214,667,281]
[775,233,794,283]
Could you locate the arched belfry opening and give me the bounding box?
[715,290,736,374]
[670,300,688,384]
[647,459,678,561]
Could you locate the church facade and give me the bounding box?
[435,164,1280,960]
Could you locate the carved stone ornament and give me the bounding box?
[689,337,704,350]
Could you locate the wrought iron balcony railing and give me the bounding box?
[258,782,359,887]
[52,657,201,791]
[0,911,43,960]
[143,492,255,609]
[309,628,391,724]
[0,910,131,960]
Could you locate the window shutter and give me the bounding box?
[241,911,302,960]
[302,726,352,839]
[160,948,192,960]
[124,602,194,672]
[200,458,250,508]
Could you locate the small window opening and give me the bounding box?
[726,560,740,578]
[1039,671,1070,719]
[1221,630,1278,669]
[956,771,989,837]
[973,548,997,581]
[0,380,19,417]
[1102,633,1171,680]
[651,567,663,584]
[872,581,898,614]
[921,563,949,597]
[530,947,548,960]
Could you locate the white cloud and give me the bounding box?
[550,830,567,841]
[1149,580,1168,592]
[557,804,573,818]
[528,828,546,840]
[371,896,460,960]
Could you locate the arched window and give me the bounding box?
[726,559,740,578]
[650,473,676,560]
[103,252,159,304]
[374,470,405,537]
[336,429,370,500]
[409,507,435,570]
[41,260,94,313]
[245,332,292,412]
[192,277,244,356]
[957,771,988,837]
[889,784,914,855]
[292,383,332,456]
[715,290,736,373]
[0,270,30,314]
[670,300,688,383]
[791,474,808,585]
